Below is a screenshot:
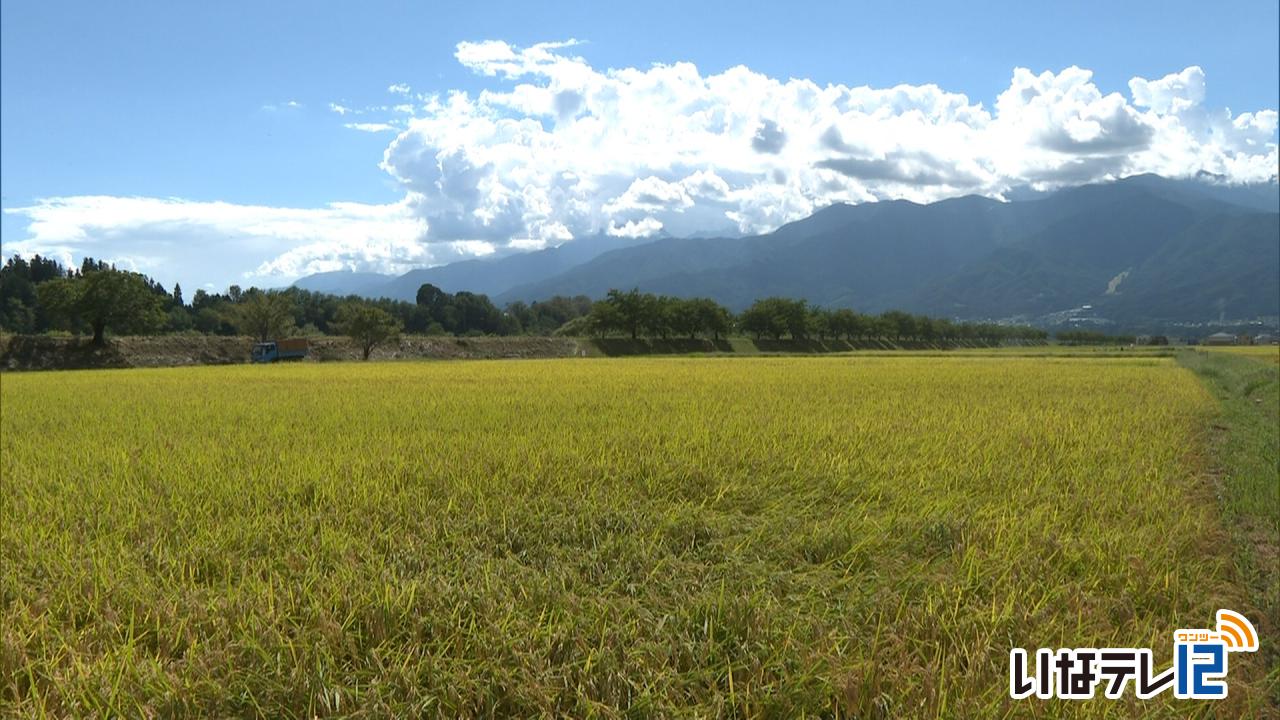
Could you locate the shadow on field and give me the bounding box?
[1,336,132,371]
[591,338,734,356]
[589,337,1022,355]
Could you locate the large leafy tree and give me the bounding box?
[37,267,166,345]
[451,291,502,335]
[738,300,783,340]
[691,298,732,340]
[334,302,402,360]
[880,310,916,342]
[667,298,700,340]
[234,291,295,342]
[739,297,808,340]
[605,288,653,340]
[584,300,621,337]
[416,283,451,324]
[415,283,505,335]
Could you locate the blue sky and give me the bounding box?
[2,0,1277,292]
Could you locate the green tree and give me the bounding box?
[667,298,700,339]
[451,291,502,334]
[739,298,787,340]
[37,267,166,345]
[416,283,451,324]
[695,298,732,340]
[0,254,68,333]
[647,295,678,339]
[234,291,295,342]
[828,308,861,340]
[585,300,622,336]
[191,288,213,310]
[808,307,834,340]
[505,300,530,333]
[334,302,402,360]
[742,297,809,340]
[933,317,956,342]
[915,315,935,343]
[880,310,915,342]
[193,307,232,334]
[604,288,653,340]
[506,296,591,336]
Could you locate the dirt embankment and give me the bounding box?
[0,335,589,371]
[316,336,589,362]
[1,334,1044,371]
[1,335,253,371]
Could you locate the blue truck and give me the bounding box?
[250,338,309,363]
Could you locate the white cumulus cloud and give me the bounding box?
[607,217,664,238]
[379,41,1276,245]
[3,196,426,292]
[344,122,399,133]
[3,41,1276,293]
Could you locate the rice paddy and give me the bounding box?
[1,354,1273,717]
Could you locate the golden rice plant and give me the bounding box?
[0,356,1268,717]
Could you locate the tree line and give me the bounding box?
[2,255,1049,348]
[572,289,1047,343]
[0,256,592,344]
[1055,330,1138,345]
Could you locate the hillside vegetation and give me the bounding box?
[498,176,1279,323]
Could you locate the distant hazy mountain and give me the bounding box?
[1091,212,1279,322]
[497,196,1017,309]
[1000,173,1279,213]
[293,271,395,296]
[296,174,1279,324]
[498,175,1279,323]
[292,234,645,301]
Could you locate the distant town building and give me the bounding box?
[1254,333,1278,345]
[1204,332,1237,346]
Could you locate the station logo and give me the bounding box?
[1010,609,1259,700]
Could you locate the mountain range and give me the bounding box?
[296,175,1279,325]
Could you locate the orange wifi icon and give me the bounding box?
[1216,610,1259,652]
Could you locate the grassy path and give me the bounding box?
[1177,348,1280,710]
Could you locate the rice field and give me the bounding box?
[1203,344,1280,365]
[0,355,1272,717]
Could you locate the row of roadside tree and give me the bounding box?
[570,289,1047,343]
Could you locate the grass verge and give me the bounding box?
[1177,348,1280,707]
